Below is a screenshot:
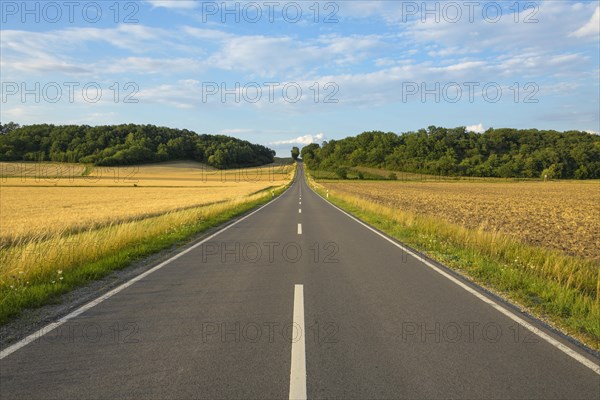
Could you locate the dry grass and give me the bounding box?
[0,190,279,285]
[322,180,600,260]
[1,161,293,244]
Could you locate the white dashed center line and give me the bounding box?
[289,284,306,400]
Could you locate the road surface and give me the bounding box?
[1,162,599,399]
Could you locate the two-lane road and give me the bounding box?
[1,162,599,399]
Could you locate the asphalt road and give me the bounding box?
[1,162,599,399]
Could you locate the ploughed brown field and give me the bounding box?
[322,179,600,260]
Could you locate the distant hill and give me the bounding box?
[0,123,275,169]
[301,126,600,179]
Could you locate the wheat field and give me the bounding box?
[0,161,294,322]
[1,161,293,244]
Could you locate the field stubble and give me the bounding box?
[323,180,600,260]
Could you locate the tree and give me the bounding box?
[296,127,599,179]
[0,124,276,168]
[300,143,320,169]
[335,166,348,179]
[541,165,558,180]
[0,122,20,134]
[291,146,300,160]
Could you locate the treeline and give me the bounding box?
[301,126,600,179]
[0,123,275,169]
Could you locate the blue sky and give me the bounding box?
[1,1,599,155]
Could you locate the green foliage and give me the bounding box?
[300,143,321,169]
[0,123,275,169]
[335,166,349,179]
[388,172,398,180]
[291,146,300,160]
[0,122,20,134]
[302,127,600,179]
[356,171,364,180]
[541,165,559,180]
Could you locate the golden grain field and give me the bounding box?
[0,160,290,187]
[322,179,600,260]
[0,161,293,244]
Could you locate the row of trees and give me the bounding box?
[0,123,275,169]
[301,127,600,179]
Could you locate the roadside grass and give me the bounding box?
[0,179,292,325]
[306,173,600,350]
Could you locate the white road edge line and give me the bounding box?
[312,186,600,375]
[297,223,302,235]
[289,284,307,400]
[0,188,291,361]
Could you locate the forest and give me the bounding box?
[0,123,275,169]
[301,126,600,179]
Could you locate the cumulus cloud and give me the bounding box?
[571,6,600,38]
[466,123,485,133]
[271,133,325,145]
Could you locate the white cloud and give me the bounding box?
[466,123,485,133]
[205,32,385,77]
[0,25,198,78]
[136,80,204,109]
[317,34,384,65]
[0,107,27,119]
[571,6,600,38]
[183,27,233,41]
[146,0,197,9]
[69,25,171,52]
[403,2,599,56]
[104,57,205,74]
[271,133,325,145]
[432,61,487,73]
[0,25,171,64]
[207,35,319,77]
